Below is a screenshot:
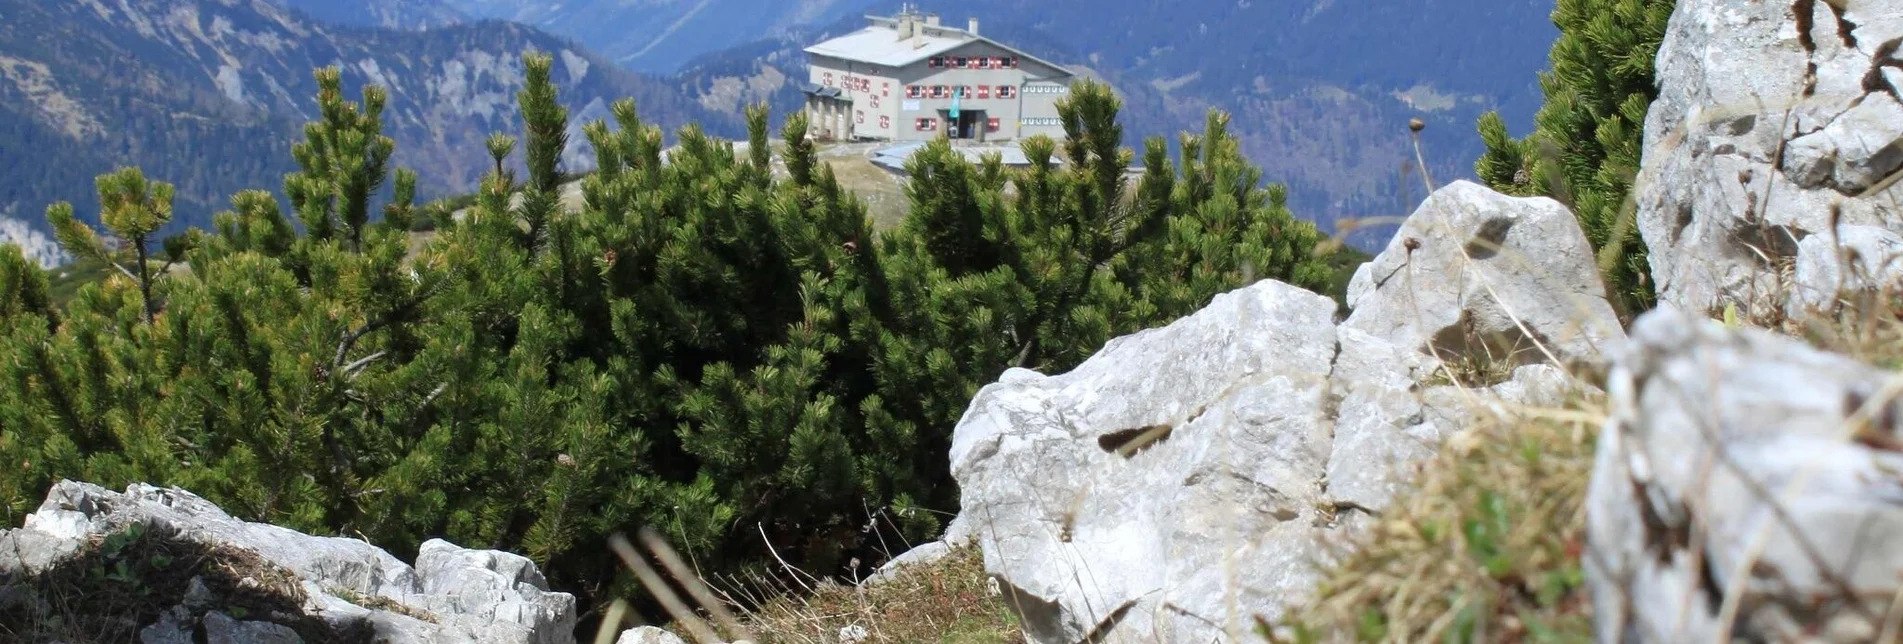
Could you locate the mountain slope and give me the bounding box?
[445,0,882,72]
[273,0,468,29]
[0,0,732,264]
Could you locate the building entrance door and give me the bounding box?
[942,109,987,141]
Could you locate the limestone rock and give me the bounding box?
[1586,306,1903,641]
[140,606,197,644]
[1342,180,1623,366]
[951,179,1617,642]
[203,611,304,644]
[1636,0,1903,316]
[0,481,576,644]
[952,279,1343,643]
[864,540,953,586]
[617,626,688,644]
[1789,225,1903,314]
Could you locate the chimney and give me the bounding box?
[926,13,940,27]
[967,17,978,35]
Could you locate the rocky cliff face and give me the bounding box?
[1637,0,1903,318]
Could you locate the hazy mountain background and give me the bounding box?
[273,0,469,30]
[0,0,1559,263]
[442,0,883,72]
[0,0,731,264]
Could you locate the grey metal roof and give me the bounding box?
[804,23,1074,76]
[799,84,845,98]
[804,27,971,68]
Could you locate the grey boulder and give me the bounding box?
[1586,306,1903,641]
[0,480,577,644]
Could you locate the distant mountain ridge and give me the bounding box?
[273,0,469,29]
[443,0,884,72]
[0,0,732,264]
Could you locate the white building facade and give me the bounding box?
[802,5,1075,143]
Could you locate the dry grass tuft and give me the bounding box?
[600,525,1019,644]
[737,547,1021,644]
[1794,284,1903,369]
[1276,395,1600,643]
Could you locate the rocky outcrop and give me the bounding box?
[1346,181,1624,365]
[618,626,688,644]
[1585,306,1903,642]
[1636,0,1903,317]
[0,480,576,644]
[950,180,1616,642]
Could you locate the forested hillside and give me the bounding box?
[0,0,728,264]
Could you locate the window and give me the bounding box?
[974,57,991,69]
[1006,56,1020,68]
[915,118,937,131]
[993,57,1007,68]
[928,56,945,68]
[930,85,947,98]
[906,85,922,98]
[954,56,969,68]
[1021,117,1060,127]
[977,85,991,99]
[996,86,1017,99]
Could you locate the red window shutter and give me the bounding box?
[987,117,1001,131]
[977,85,990,99]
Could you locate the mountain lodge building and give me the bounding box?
[801,4,1075,143]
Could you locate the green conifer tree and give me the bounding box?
[45,167,179,323]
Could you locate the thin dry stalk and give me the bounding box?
[610,533,723,644]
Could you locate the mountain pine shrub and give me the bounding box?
[0,54,1337,616]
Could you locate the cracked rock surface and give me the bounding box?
[948,181,1615,643]
[1637,0,1903,317]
